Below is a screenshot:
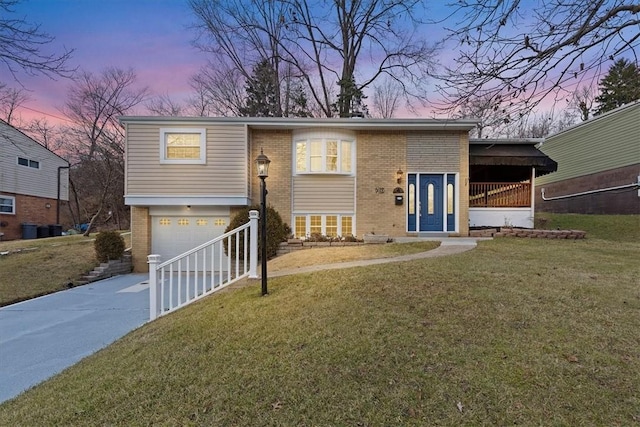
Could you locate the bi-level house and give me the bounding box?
[0,120,69,240]
[121,117,556,272]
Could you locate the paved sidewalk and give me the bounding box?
[0,274,149,404]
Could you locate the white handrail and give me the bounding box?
[147,210,259,320]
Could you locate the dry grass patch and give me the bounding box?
[0,229,637,425]
[268,241,440,272]
[0,233,131,306]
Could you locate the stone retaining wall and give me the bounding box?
[470,228,586,239]
[77,253,133,285]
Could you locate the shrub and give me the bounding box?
[94,231,126,263]
[224,205,290,260]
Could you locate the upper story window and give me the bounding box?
[0,195,15,214]
[17,157,40,169]
[160,128,206,164]
[295,138,354,174]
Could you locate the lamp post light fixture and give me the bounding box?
[255,148,271,296]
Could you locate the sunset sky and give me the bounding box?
[5,0,206,124]
[1,0,632,126]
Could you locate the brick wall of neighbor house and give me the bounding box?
[249,129,293,225]
[0,193,59,240]
[356,130,407,236]
[130,206,151,272]
[536,164,640,214]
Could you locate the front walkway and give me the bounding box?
[269,238,480,278]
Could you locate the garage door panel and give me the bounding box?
[152,216,229,270]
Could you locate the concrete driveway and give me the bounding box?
[0,274,149,404]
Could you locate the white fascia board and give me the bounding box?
[119,116,478,131]
[125,195,251,206]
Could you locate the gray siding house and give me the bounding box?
[0,120,69,240]
[535,101,640,214]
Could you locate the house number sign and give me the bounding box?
[375,187,385,194]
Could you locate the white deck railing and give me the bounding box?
[147,210,259,320]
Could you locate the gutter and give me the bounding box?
[541,176,640,201]
[57,165,71,224]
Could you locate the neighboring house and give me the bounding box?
[0,120,70,240]
[120,117,556,272]
[535,101,640,214]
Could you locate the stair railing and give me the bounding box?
[147,210,258,320]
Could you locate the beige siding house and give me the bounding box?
[0,120,69,240]
[121,117,482,272]
[535,101,640,214]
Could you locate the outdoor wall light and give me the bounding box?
[255,148,271,296]
[396,169,403,184]
[256,148,271,178]
[45,203,51,209]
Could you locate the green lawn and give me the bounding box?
[0,216,638,425]
[0,233,131,306]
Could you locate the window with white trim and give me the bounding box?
[293,214,355,238]
[17,157,40,169]
[160,128,206,164]
[0,195,15,214]
[295,138,354,174]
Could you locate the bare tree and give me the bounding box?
[189,0,438,117]
[23,117,64,151]
[188,63,247,116]
[0,0,74,80]
[439,1,640,116]
[146,93,186,116]
[63,67,147,235]
[63,67,148,160]
[371,77,402,118]
[456,95,512,138]
[569,85,596,121]
[0,84,30,125]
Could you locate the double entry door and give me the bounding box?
[407,174,455,232]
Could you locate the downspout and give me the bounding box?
[57,165,70,224]
[541,176,640,201]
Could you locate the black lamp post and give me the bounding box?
[255,148,271,296]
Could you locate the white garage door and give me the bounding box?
[152,216,229,264]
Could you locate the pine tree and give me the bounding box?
[594,59,640,115]
[239,60,280,117]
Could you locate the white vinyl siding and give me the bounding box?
[125,123,247,197]
[0,122,69,200]
[292,175,355,212]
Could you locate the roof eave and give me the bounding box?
[118,116,478,131]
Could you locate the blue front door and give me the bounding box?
[419,174,443,231]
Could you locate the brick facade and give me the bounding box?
[355,130,407,236]
[249,129,293,226]
[0,193,60,241]
[536,164,640,214]
[130,206,151,272]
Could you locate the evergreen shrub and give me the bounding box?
[94,231,126,263]
[224,205,290,260]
